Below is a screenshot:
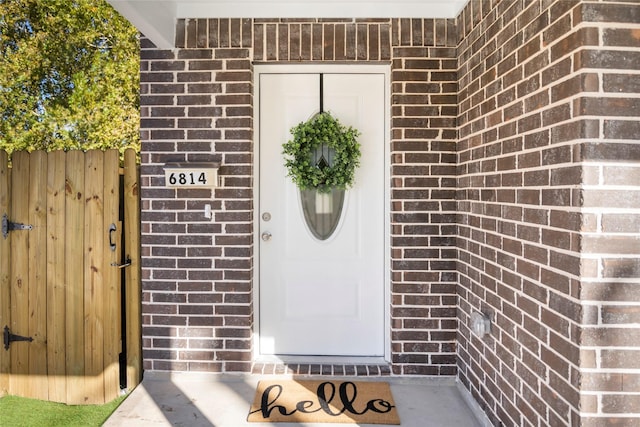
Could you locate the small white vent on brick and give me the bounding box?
[470,311,491,338]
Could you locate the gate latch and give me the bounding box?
[2,214,33,239]
[111,255,132,269]
[3,325,33,351]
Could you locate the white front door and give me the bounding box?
[258,68,387,356]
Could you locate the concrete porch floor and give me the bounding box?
[104,372,489,427]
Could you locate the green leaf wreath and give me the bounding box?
[282,112,361,193]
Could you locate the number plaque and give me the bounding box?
[164,163,219,188]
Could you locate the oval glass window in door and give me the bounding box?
[300,188,345,240]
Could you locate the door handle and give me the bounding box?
[261,231,272,242]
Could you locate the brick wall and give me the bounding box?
[139,33,254,372]
[456,1,640,426]
[138,2,639,424]
[577,2,640,425]
[390,19,459,375]
[139,18,458,376]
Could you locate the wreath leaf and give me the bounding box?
[282,112,361,193]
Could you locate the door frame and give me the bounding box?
[253,64,391,362]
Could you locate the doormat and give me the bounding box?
[247,380,401,424]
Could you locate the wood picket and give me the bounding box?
[0,151,10,398]
[47,150,66,403]
[123,149,142,394]
[0,148,140,404]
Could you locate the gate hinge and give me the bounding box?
[3,325,33,351]
[2,213,33,239]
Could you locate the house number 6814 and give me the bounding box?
[164,165,219,188]
[168,172,207,185]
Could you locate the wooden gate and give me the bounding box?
[0,148,141,404]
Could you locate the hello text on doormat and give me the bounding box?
[247,380,401,424]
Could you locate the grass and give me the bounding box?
[0,394,126,427]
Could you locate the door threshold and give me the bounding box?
[255,355,387,365]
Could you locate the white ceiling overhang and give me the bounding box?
[107,0,469,49]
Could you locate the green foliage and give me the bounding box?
[0,0,140,157]
[282,112,361,193]
[0,394,126,426]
